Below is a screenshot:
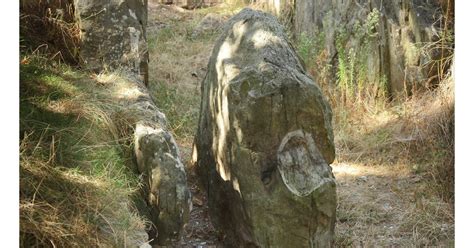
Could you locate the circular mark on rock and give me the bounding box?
[277,130,334,197]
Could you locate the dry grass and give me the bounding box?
[20,0,81,64]
[146,3,239,161]
[20,137,145,247]
[326,69,454,246]
[333,162,454,247]
[330,72,454,199]
[20,60,150,247]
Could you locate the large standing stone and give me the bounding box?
[194,8,336,247]
[75,0,149,84]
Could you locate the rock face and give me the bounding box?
[195,8,336,247]
[256,0,451,97]
[293,0,447,97]
[94,73,192,246]
[120,76,191,246]
[134,122,191,245]
[74,0,149,84]
[114,76,192,245]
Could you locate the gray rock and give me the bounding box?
[292,0,446,97]
[357,176,368,183]
[75,0,149,85]
[194,8,336,247]
[125,228,152,248]
[135,123,191,245]
[98,68,191,246]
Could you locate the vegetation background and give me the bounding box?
[8,0,473,247]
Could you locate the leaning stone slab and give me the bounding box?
[194,8,337,247]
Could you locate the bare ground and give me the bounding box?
[147,2,454,247]
[333,163,453,247]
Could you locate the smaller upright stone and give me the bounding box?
[135,122,191,245]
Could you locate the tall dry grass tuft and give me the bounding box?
[407,69,454,202]
[20,132,111,247]
[20,60,149,247]
[293,12,454,202]
[20,132,148,248]
[20,0,81,64]
[331,65,454,202]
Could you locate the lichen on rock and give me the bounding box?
[75,0,149,84]
[277,129,335,197]
[195,8,337,247]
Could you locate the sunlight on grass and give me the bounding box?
[20,59,148,247]
[332,162,410,178]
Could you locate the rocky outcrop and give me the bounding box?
[194,8,337,247]
[293,0,448,97]
[74,0,149,84]
[128,83,192,246]
[256,0,451,97]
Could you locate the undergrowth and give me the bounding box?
[294,7,454,203]
[147,5,221,148]
[20,58,148,247]
[151,81,200,142]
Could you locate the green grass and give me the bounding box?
[146,7,219,147]
[20,58,147,247]
[151,80,200,142]
[148,26,176,50]
[296,32,324,68]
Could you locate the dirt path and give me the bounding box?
[332,163,453,247]
[147,2,224,247]
[146,2,454,247]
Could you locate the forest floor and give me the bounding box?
[146,2,454,247]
